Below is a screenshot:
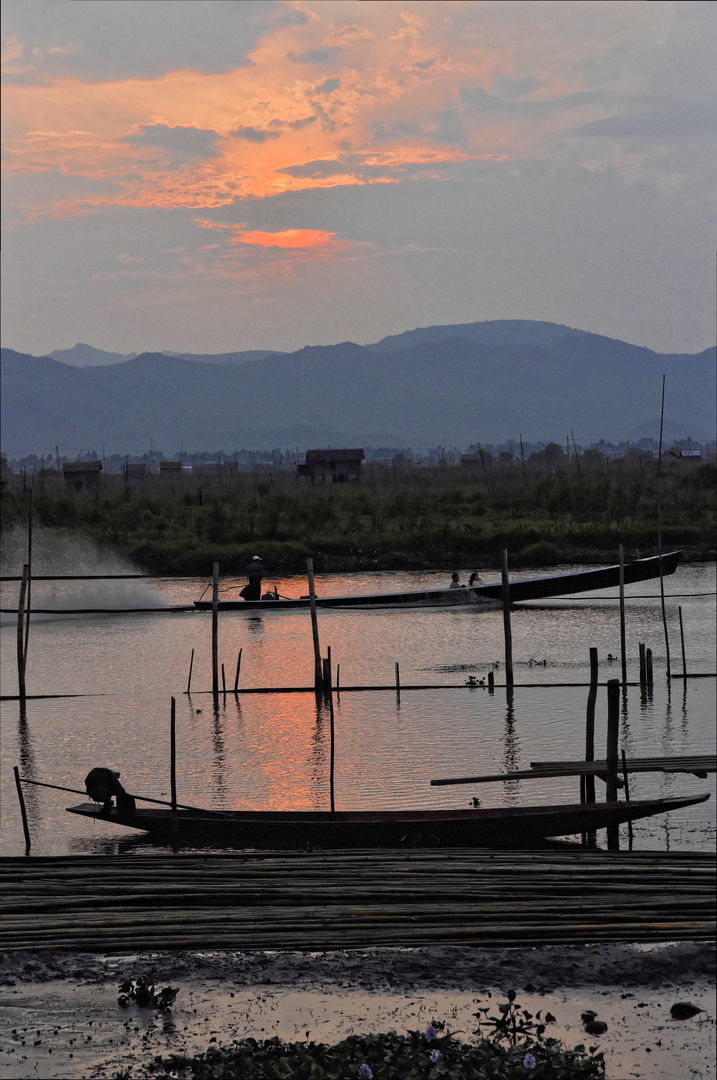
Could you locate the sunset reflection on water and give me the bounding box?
[1,565,714,856]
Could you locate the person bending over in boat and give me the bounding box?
[85,767,136,814]
[240,555,264,600]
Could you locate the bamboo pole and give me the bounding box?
[327,646,335,813]
[233,648,242,693]
[618,544,627,685]
[656,374,671,678]
[23,493,32,685]
[678,606,688,678]
[639,643,647,688]
[170,697,177,813]
[500,549,514,687]
[13,766,31,852]
[646,648,653,686]
[622,749,633,851]
[186,648,194,694]
[211,562,219,695]
[16,565,29,704]
[395,661,401,703]
[221,663,226,695]
[606,679,620,851]
[307,558,322,691]
[585,647,598,804]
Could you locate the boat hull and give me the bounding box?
[193,552,681,611]
[66,792,708,849]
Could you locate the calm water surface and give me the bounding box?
[1,561,714,857]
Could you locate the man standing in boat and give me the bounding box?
[241,555,264,600]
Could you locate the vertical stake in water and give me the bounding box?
[23,492,32,687]
[307,558,322,692]
[584,647,598,804]
[16,565,29,705]
[395,662,401,703]
[606,679,620,851]
[13,766,31,852]
[327,646,335,813]
[656,374,671,679]
[234,648,242,693]
[170,697,177,813]
[618,543,627,685]
[211,561,219,696]
[186,648,194,695]
[678,606,687,679]
[500,549,514,688]
[639,643,647,689]
[583,647,598,848]
[621,748,633,850]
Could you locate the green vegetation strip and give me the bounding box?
[3,459,715,573]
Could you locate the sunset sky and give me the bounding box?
[2,0,715,357]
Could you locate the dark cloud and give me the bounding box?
[490,72,542,99]
[316,78,340,95]
[572,100,717,139]
[231,126,281,143]
[2,0,279,83]
[429,108,467,146]
[120,125,220,161]
[461,86,597,116]
[370,120,422,142]
[288,47,344,65]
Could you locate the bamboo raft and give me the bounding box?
[1,849,714,953]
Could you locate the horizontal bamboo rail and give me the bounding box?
[432,755,716,786]
[0,850,713,952]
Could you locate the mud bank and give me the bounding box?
[1,942,715,1080]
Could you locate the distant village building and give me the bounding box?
[159,461,183,478]
[123,463,148,481]
[298,449,364,483]
[194,461,238,477]
[62,460,102,489]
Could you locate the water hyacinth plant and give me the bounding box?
[130,999,604,1079]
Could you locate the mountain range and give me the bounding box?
[2,320,714,456]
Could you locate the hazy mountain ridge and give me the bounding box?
[2,321,714,455]
[48,343,286,367]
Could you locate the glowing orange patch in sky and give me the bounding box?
[231,228,337,249]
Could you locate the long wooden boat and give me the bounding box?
[66,791,708,848]
[193,551,681,611]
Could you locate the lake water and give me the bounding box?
[1,554,715,857]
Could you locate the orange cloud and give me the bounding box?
[230,227,338,249]
[2,0,661,225]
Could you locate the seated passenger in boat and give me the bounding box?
[449,573,462,589]
[240,555,264,600]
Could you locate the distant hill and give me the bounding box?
[2,321,714,455]
[49,343,285,367]
[49,343,138,366]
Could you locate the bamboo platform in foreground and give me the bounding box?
[0,849,714,953]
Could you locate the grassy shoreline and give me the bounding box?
[2,461,714,575]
